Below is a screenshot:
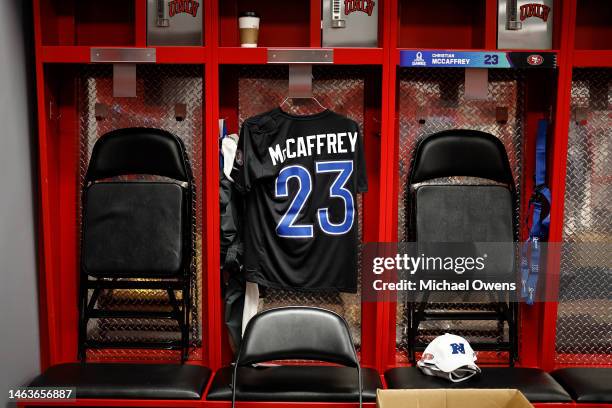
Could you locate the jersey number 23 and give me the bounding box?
[275,160,355,238]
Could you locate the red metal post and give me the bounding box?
[310,0,322,47]
[56,70,79,362]
[135,0,147,46]
[539,0,577,371]
[378,0,400,372]
[484,0,498,49]
[204,0,222,371]
[32,0,60,369]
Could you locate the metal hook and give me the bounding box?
[279,64,326,111]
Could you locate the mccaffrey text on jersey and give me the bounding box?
[268,132,360,166]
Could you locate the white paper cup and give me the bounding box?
[239,13,260,48]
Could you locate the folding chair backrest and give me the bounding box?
[410,129,514,186]
[232,307,363,408]
[237,307,359,367]
[409,130,516,276]
[81,128,192,277]
[85,127,190,182]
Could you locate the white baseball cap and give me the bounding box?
[417,333,480,382]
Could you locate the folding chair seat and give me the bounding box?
[552,368,612,403]
[207,365,381,402]
[207,307,382,406]
[403,130,519,364]
[384,367,572,403]
[78,128,194,361]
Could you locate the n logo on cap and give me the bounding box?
[450,343,466,354]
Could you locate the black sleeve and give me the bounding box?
[230,115,278,194]
[230,123,256,194]
[355,126,368,193]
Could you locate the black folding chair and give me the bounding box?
[231,307,363,408]
[404,129,519,365]
[78,128,194,362]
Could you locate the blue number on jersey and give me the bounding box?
[275,165,314,238]
[274,161,355,238]
[316,160,354,235]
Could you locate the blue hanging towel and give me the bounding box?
[520,119,551,305]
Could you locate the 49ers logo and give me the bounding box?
[527,54,544,66]
[344,0,375,16]
[168,0,199,18]
[520,3,551,22]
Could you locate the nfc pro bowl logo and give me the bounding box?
[168,0,200,18]
[527,54,544,66]
[450,343,466,354]
[234,150,244,166]
[411,52,427,67]
[344,0,376,16]
[520,3,551,22]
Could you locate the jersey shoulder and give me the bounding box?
[242,108,281,133]
[325,111,360,129]
[244,108,278,124]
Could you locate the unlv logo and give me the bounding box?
[168,0,200,18]
[450,343,466,354]
[520,3,551,22]
[344,0,376,16]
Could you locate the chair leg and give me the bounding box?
[231,363,239,408]
[167,289,183,331]
[408,306,423,364]
[182,283,190,362]
[80,280,192,358]
[490,290,517,364]
[509,301,519,365]
[494,289,518,365]
[405,301,413,360]
[168,286,189,362]
[409,307,423,364]
[409,291,430,363]
[78,281,88,362]
[357,365,363,408]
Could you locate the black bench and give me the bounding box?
[29,363,211,400]
[552,368,612,403]
[384,367,572,403]
[207,365,382,402]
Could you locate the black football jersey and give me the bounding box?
[231,108,368,292]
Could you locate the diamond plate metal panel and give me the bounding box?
[555,68,611,366]
[395,68,525,360]
[237,66,366,346]
[77,65,204,360]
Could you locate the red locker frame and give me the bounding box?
[28,0,611,406]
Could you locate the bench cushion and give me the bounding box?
[552,368,612,403]
[29,363,210,400]
[207,365,382,402]
[384,367,571,402]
